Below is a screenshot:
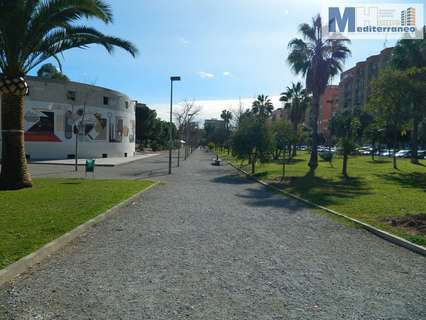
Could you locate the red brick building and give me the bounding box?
[319,85,340,140]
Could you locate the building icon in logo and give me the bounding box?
[401,7,416,26]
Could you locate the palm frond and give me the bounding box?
[0,0,137,75]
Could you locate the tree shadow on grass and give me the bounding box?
[269,175,371,207]
[61,182,83,185]
[367,159,391,164]
[270,158,304,165]
[377,172,426,190]
[252,171,268,180]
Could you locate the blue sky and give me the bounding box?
[30,0,425,120]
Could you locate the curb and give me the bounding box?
[0,181,161,287]
[226,161,426,257]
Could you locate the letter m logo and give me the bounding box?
[329,7,355,32]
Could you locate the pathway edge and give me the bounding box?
[226,161,426,257]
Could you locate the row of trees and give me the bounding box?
[135,104,177,151]
[136,101,205,157]
[330,28,426,175]
[206,16,425,179]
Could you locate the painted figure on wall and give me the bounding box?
[24,110,61,142]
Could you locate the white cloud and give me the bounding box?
[178,37,190,46]
[223,71,232,77]
[198,71,215,79]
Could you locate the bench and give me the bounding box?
[211,158,223,166]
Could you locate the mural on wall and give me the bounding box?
[129,120,135,143]
[64,110,74,140]
[24,110,61,142]
[84,113,107,141]
[64,109,107,142]
[108,113,124,143]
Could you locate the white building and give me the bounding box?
[0,77,136,160]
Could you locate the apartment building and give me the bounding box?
[319,85,340,139]
[338,47,394,111]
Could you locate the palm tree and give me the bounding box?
[280,81,310,156]
[221,109,233,154]
[220,109,233,135]
[391,31,426,164]
[252,94,274,122]
[287,15,350,172]
[0,0,138,190]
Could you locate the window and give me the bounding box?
[66,91,76,101]
[103,96,109,105]
[125,101,129,109]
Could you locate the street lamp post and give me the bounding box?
[169,76,181,175]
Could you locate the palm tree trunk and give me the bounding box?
[251,152,256,175]
[393,149,398,170]
[292,123,298,157]
[308,92,320,172]
[410,117,419,164]
[393,132,398,170]
[0,93,32,190]
[342,153,348,177]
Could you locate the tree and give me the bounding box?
[287,15,351,173]
[174,101,201,158]
[391,33,426,164]
[252,95,274,122]
[135,104,158,147]
[220,110,233,135]
[271,120,294,180]
[221,109,233,153]
[329,108,362,177]
[232,115,273,175]
[0,0,138,190]
[279,81,310,156]
[37,63,69,81]
[367,69,412,170]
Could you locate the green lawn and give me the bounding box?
[0,178,154,269]
[221,151,426,246]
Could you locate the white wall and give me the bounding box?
[0,78,136,160]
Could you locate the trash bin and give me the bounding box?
[85,159,95,176]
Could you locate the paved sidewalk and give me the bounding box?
[0,150,425,319]
[30,153,160,167]
[26,151,176,180]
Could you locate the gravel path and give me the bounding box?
[1,150,425,319]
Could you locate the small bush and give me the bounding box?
[207,142,215,151]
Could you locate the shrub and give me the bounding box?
[207,142,215,151]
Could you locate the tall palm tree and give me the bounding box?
[220,109,233,135]
[391,31,426,164]
[252,94,274,122]
[221,109,233,153]
[280,81,310,156]
[287,15,350,172]
[0,0,138,190]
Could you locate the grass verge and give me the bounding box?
[0,178,154,269]
[220,151,426,247]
